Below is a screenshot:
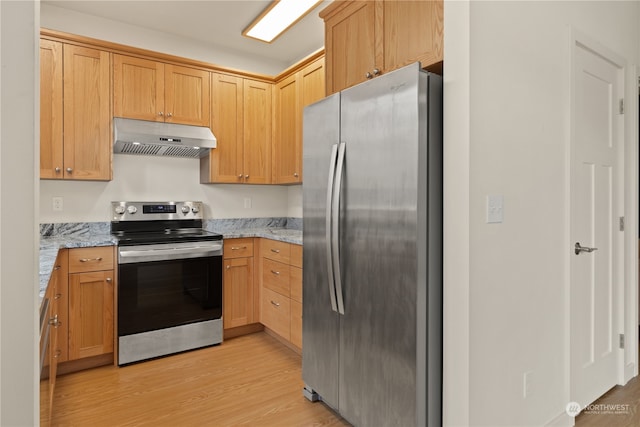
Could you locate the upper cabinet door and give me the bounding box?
[164,64,210,127]
[204,72,245,183]
[272,73,299,184]
[113,55,165,122]
[40,39,64,179]
[382,0,443,71]
[321,0,379,95]
[63,45,112,181]
[243,79,271,184]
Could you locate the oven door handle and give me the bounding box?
[119,244,222,264]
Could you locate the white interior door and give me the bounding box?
[570,40,624,408]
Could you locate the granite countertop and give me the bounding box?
[217,228,302,245]
[39,234,118,304]
[39,218,303,307]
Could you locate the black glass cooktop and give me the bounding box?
[113,228,223,246]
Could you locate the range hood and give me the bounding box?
[113,118,216,159]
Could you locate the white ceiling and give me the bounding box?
[42,0,327,66]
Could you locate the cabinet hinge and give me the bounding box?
[619,333,625,349]
[619,217,625,231]
[619,99,624,114]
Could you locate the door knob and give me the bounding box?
[575,242,598,255]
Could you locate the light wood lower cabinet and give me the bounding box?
[223,238,258,329]
[67,247,115,361]
[259,239,303,350]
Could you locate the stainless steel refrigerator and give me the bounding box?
[301,63,442,427]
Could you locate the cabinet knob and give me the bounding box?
[245,175,249,179]
[373,68,381,76]
[293,172,299,178]
[158,112,164,116]
[226,265,231,269]
[238,174,243,179]
[365,71,372,79]
[55,167,61,173]
[66,167,73,173]
[106,277,112,283]
[167,112,173,118]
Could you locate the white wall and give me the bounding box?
[444,1,640,426]
[0,1,39,424]
[40,3,287,75]
[40,156,291,223]
[39,4,299,224]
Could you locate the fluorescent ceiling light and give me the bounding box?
[243,0,322,43]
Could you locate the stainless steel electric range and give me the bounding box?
[111,201,223,365]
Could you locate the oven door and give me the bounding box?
[117,241,223,364]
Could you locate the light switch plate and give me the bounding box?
[53,197,63,212]
[487,195,503,223]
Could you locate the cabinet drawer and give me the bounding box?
[68,246,114,273]
[263,258,290,297]
[290,300,302,349]
[290,267,302,303]
[261,239,290,264]
[224,238,254,259]
[291,244,302,268]
[261,287,290,340]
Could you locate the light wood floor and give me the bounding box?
[51,332,350,427]
[575,374,640,427]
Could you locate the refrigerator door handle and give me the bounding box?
[325,143,339,313]
[332,141,347,315]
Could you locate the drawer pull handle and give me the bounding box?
[53,265,61,271]
[270,249,280,254]
[79,257,103,263]
[231,246,247,250]
[270,300,280,307]
[54,293,62,300]
[49,315,61,327]
[270,270,280,275]
[54,350,62,358]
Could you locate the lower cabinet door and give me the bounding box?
[261,287,290,340]
[223,256,254,329]
[68,270,114,360]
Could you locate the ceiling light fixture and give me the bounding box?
[243,0,323,43]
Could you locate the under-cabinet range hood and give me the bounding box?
[113,118,216,159]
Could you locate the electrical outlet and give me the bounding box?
[487,195,504,223]
[244,197,252,209]
[53,197,63,212]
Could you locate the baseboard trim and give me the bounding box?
[223,323,264,340]
[545,410,574,427]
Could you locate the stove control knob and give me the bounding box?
[127,206,138,214]
[114,206,126,215]
[191,205,200,214]
[181,206,190,214]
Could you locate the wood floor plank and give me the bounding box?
[575,375,640,427]
[52,332,350,426]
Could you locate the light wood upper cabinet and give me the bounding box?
[322,0,378,95]
[62,45,112,180]
[113,54,210,127]
[40,39,63,180]
[201,74,271,184]
[113,55,164,122]
[243,79,272,184]
[320,0,443,95]
[164,64,210,127]
[40,41,112,180]
[273,57,325,184]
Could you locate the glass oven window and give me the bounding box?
[118,256,222,336]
